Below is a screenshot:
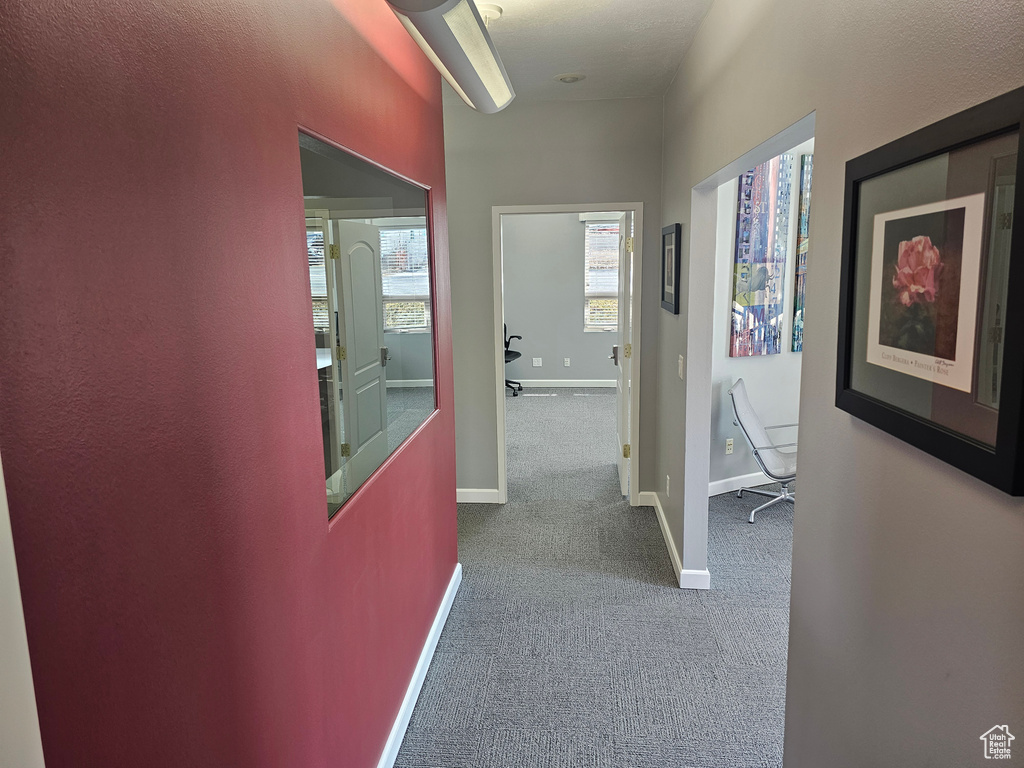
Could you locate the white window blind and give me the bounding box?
[380,227,431,331]
[584,221,619,331]
[307,229,330,332]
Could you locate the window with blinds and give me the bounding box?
[584,221,619,331]
[307,228,330,333]
[380,227,431,331]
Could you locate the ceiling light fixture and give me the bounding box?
[387,0,516,114]
[556,73,586,84]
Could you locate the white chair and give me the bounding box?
[728,378,797,523]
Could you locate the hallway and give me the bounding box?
[396,389,792,767]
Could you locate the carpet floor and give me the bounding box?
[395,388,793,768]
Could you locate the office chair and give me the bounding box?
[504,324,523,396]
[728,378,797,523]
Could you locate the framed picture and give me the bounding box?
[731,153,793,356]
[836,84,1024,494]
[662,223,681,313]
[792,154,813,352]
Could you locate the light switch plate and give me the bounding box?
[725,438,734,455]
[532,357,542,367]
[563,358,571,367]
[678,355,685,380]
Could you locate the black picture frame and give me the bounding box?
[836,84,1024,495]
[661,223,682,314]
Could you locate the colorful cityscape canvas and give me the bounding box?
[731,153,794,356]
[792,154,813,351]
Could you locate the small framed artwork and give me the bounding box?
[836,84,1024,494]
[662,223,681,313]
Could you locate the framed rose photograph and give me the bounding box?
[865,194,985,392]
[836,84,1024,494]
[662,223,681,313]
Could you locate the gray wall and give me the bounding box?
[502,213,618,383]
[385,331,434,384]
[657,0,1024,765]
[0,454,46,768]
[445,95,664,491]
[708,141,811,487]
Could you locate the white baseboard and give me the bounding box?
[637,491,659,508]
[708,471,770,497]
[647,492,683,585]
[377,563,463,768]
[386,379,433,388]
[511,379,616,388]
[679,568,712,590]
[456,488,503,504]
[644,491,711,591]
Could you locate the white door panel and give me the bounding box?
[334,220,388,490]
[616,212,633,497]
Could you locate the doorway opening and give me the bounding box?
[708,135,814,512]
[491,203,644,506]
[679,113,815,587]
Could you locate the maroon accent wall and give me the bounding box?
[0,1,457,766]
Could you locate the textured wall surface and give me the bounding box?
[0,1,457,766]
[658,0,1024,764]
[445,95,663,491]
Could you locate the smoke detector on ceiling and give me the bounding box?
[476,3,503,27]
[556,73,586,84]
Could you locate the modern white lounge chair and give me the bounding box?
[728,378,797,523]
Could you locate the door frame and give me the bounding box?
[490,202,645,505]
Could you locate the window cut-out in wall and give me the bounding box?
[299,133,437,518]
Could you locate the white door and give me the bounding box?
[615,211,634,497]
[333,220,389,492]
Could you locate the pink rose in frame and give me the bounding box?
[874,205,968,362]
[892,235,943,306]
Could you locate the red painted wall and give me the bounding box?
[0,1,457,766]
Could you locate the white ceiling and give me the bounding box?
[470,0,716,103]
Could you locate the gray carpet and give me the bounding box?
[387,386,435,454]
[395,388,792,768]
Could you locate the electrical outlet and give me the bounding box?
[678,355,685,380]
[666,475,670,497]
[725,438,734,455]
[532,357,542,367]
[563,358,571,367]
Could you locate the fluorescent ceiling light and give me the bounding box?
[388,0,515,114]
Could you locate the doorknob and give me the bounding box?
[609,345,619,365]
[380,346,391,367]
